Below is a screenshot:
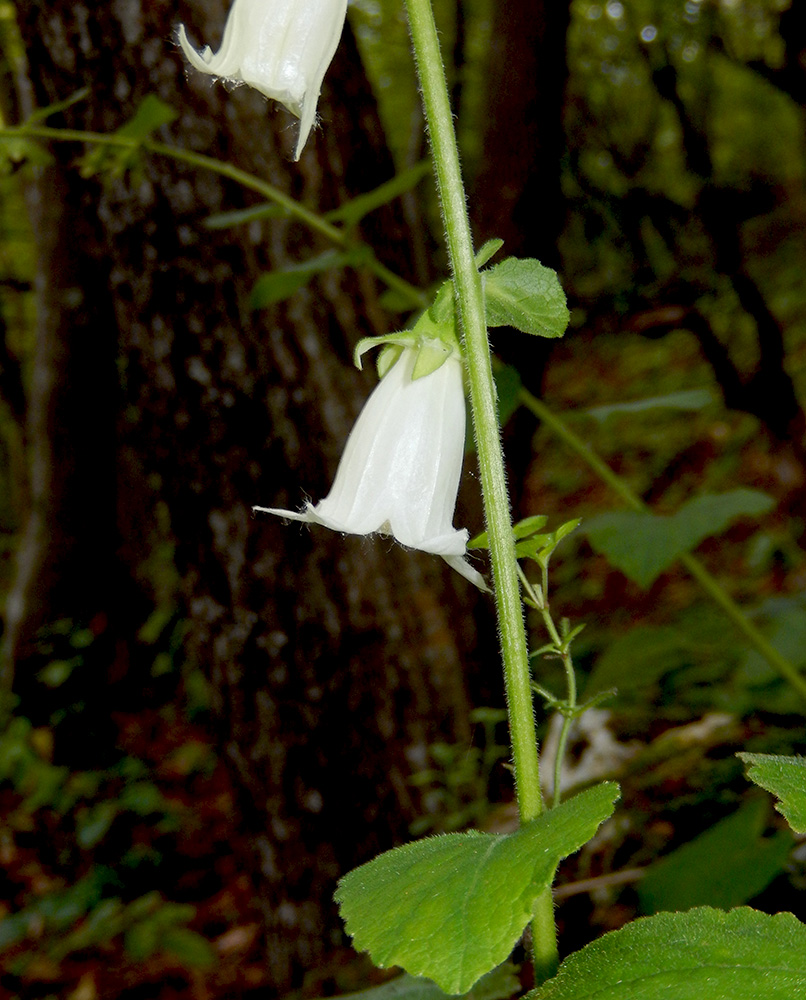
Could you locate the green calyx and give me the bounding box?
[353,288,462,380]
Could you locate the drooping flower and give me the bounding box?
[254,343,486,590]
[177,0,348,160]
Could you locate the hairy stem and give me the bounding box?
[403,0,557,982]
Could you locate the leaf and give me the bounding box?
[115,94,179,138]
[515,520,581,566]
[335,783,619,994]
[0,134,54,172]
[250,249,368,308]
[315,963,521,1000]
[738,599,806,687]
[514,516,550,540]
[475,239,505,268]
[738,752,806,833]
[586,388,715,423]
[76,800,119,849]
[483,258,569,339]
[204,203,288,229]
[531,907,806,1000]
[79,94,178,180]
[637,798,793,913]
[583,490,775,588]
[161,926,217,968]
[584,625,692,696]
[27,87,90,124]
[325,160,431,227]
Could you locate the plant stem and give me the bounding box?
[520,387,806,704]
[518,567,578,809]
[403,0,557,982]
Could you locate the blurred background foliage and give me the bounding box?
[1,0,806,998]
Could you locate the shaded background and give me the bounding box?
[1,0,805,997]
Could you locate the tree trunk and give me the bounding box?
[8,1,494,988]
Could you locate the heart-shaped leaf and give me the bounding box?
[583,490,774,588]
[336,783,618,994]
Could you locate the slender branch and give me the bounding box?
[402,0,557,983]
[0,123,429,312]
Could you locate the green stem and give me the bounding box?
[403,0,557,983]
[520,387,806,704]
[1,123,428,311]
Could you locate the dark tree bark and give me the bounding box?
[471,0,570,270]
[8,1,495,989]
[467,0,572,508]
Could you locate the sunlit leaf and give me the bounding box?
[531,908,806,1000]
[336,783,618,994]
[483,258,569,339]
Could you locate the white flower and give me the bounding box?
[177,0,348,160]
[255,346,487,590]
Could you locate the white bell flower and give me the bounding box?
[255,345,487,590]
[177,0,348,160]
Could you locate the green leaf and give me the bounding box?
[162,926,217,968]
[586,388,715,423]
[531,908,806,1000]
[514,516,550,540]
[584,625,691,696]
[738,598,806,688]
[250,249,368,308]
[76,800,119,849]
[116,94,179,138]
[637,798,793,913]
[0,134,54,172]
[738,752,806,833]
[468,514,548,551]
[79,94,178,180]
[315,963,521,1000]
[204,203,288,229]
[583,490,775,589]
[27,87,90,124]
[335,783,619,994]
[325,160,431,227]
[475,239,505,268]
[515,520,580,566]
[483,258,569,339]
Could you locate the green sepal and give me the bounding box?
[412,338,453,379]
[354,332,421,371]
[475,239,505,268]
[354,284,462,380]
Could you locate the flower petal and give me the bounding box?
[255,348,487,589]
[177,0,348,159]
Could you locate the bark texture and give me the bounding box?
[8,1,495,988]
